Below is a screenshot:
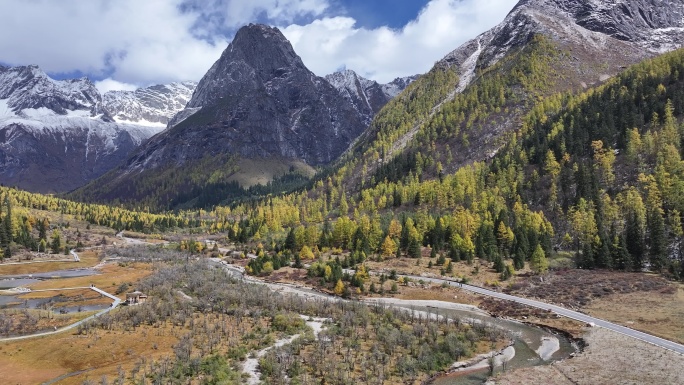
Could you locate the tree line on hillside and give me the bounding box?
[220,45,684,281]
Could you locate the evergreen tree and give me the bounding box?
[493,254,505,274]
[530,244,549,274]
[51,230,62,254]
[625,211,646,270]
[408,238,421,259]
[513,228,529,270]
[647,207,667,272]
[284,228,296,251]
[3,195,13,244]
[610,234,632,271]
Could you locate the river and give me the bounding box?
[211,259,577,384]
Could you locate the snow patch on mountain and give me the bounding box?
[456,39,483,93]
[324,69,419,125]
[0,64,196,192]
[0,65,101,115]
[103,81,196,127]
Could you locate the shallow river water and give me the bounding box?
[426,307,576,384]
[213,259,577,385]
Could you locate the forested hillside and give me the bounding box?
[218,47,684,281]
[511,47,684,276]
[7,47,684,281]
[0,186,207,260]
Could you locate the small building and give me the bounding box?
[126,291,148,305]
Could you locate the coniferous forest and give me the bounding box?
[2,43,683,282]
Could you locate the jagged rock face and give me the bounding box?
[440,0,684,93]
[0,65,105,117]
[134,24,368,171]
[543,0,684,48]
[103,82,196,127]
[324,70,418,125]
[325,69,387,125]
[382,75,420,98]
[0,65,189,193]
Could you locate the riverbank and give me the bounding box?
[488,327,684,385]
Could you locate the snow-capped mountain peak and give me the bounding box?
[0,64,197,193]
[324,69,418,124]
[103,81,197,127]
[0,64,103,117]
[438,0,684,92]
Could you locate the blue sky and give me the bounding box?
[332,0,432,29]
[0,0,518,92]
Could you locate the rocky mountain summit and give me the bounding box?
[156,24,368,166]
[441,0,684,92]
[0,65,104,116]
[325,69,416,124]
[73,24,407,206]
[103,82,196,127]
[0,65,193,192]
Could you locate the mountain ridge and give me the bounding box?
[70,23,396,208]
[324,69,417,125]
[0,65,196,192]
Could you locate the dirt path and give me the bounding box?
[0,286,120,342]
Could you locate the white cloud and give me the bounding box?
[0,0,519,90]
[219,0,329,28]
[283,0,519,83]
[0,0,226,88]
[94,79,139,94]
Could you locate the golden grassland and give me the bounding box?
[586,283,684,345]
[0,321,180,385]
[27,262,154,301]
[1,308,98,336]
[0,261,159,384]
[0,308,280,385]
[227,157,316,188]
[0,250,101,276]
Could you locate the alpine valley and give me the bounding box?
[2,1,684,385]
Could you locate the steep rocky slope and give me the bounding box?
[71,24,372,208]
[0,66,150,192]
[344,0,684,185]
[102,82,196,127]
[324,70,416,124]
[442,0,684,92]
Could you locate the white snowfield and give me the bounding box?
[0,65,196,153]
[103,81,196,127]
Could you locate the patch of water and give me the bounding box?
[0,293,108,313]
[0,269,99,289]
[413,307,575,385]
[0,278,40,289]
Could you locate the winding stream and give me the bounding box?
[211,259,577,384]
